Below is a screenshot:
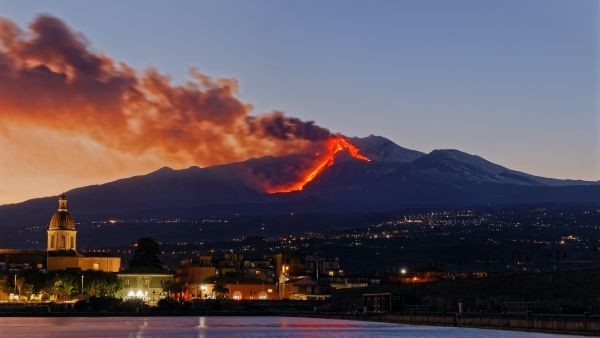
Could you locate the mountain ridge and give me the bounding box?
[0,135,597,231]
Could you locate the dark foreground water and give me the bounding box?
[0,316,586,338]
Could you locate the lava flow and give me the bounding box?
[267,135,370,194]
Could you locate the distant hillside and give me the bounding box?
[0,135,598,247]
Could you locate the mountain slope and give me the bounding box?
[410,149,591,186]
[0,136,597,232]
[349,135,425,162]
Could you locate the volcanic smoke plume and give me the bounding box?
[0,15,373,198]
[0,15,331,166]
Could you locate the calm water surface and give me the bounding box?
[0,316,587,338]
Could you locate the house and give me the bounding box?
[117,267,173,306]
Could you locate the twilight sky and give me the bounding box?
[0,0,598,204]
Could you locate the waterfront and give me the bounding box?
[0,316,587,338]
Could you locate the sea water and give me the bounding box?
[0,316,586,338]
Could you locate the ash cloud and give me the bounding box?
[0,15,331,166]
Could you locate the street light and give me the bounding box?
[281,264,289,299]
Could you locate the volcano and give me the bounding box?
[0,135,598,245]
[267,135,371,193]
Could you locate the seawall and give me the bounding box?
[305,312,600,336]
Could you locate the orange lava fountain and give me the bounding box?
[267,135,370,193]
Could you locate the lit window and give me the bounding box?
[232,291,242,300]
[93,263,100,270]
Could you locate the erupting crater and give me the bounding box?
[267,135,371,194]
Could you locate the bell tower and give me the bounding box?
[47,194,77,251]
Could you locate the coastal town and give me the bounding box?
[0,1,597,336]
[0,195,363,304]
[0,194,599,330]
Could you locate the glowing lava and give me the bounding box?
[268,135,370,193]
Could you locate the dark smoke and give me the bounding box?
[0,15,331,166]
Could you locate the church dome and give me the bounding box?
[48,194,76,230]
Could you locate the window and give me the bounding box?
[258,291,268,300]
[70,237,75,249]
[232,291,242,300]
[51,235,55,248]
[93,263,100,270]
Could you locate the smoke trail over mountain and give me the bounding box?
[0,15,330,165]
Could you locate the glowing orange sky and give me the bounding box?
[0,125,172,204]
[0,15,332,204]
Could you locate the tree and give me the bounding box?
[15,275,25,297]
[46,273,78,301]
[163,280,186,301]
[0,276,8,300]
[128,237,164,269]
[83,271,122,297]
[212,280,229,300]
[18,270,53,301]
[22,284,34,300]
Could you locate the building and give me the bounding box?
[306,255,344,278]
[273,252,346,299]
[214,253,243,276]
[173,251,346,301]
[47,250,121,272]
[279,276,321,300]
[274,252,307,279]
[45,194,121,272]
[47,194,77,251]
[328,277,370,289]
[0,249,46,272]
[117,267,173,306]
[240,258,273,282]
[176,253,276,299]
[175,253,217,299]
[275,252,344,280]
[0,194,121,274]
[200,276,277,300]
[363,293,393,313]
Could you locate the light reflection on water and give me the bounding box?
[0,316,585,338]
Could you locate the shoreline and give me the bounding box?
[301,313,600,337]
[0,310,598,336]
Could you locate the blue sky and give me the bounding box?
[1,0,598,180]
